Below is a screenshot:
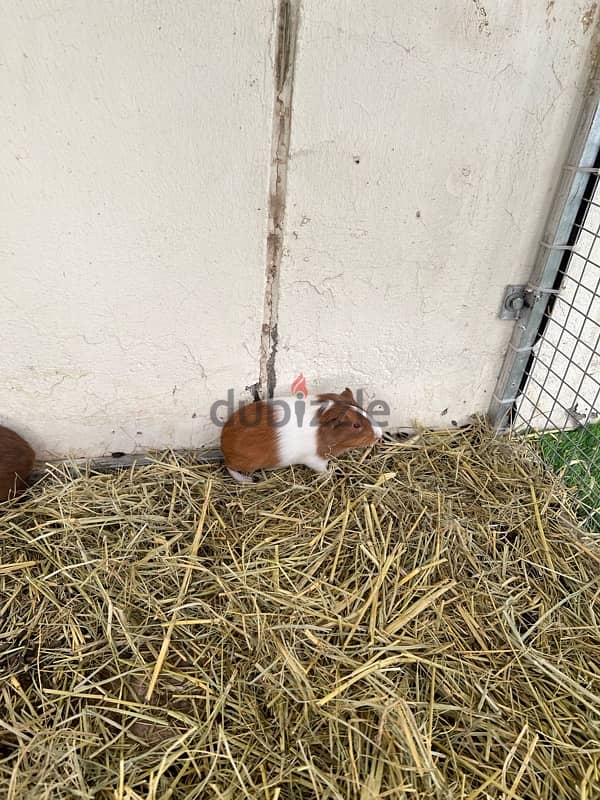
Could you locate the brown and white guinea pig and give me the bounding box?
[0,425,35,501]
[220,387,382,483]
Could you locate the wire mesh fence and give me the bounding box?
[513,185,600,528]
[490,79,600,530]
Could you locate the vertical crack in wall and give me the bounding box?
[258,0,299,399]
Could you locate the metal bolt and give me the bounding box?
[507,294,524,312]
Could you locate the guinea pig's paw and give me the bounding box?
[307,461,335,484]
[303,456,329,473]
[226,467,254,484]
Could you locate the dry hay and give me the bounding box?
[1,423,599,800]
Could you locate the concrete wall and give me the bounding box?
[1,1,598,458]
[276,0,599,429]
[1,0,274,458]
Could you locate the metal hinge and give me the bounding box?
[498,284,560,320]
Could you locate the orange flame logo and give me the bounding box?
[291,373,308,397]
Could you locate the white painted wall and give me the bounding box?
[1,0,274,458]
[276,0,598,430]
[1,1,598,458]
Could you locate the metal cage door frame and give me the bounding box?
[489,67,600,431]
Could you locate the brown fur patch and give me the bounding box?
[316,387,355,406]
[220,402,280,473]
[316,395,378,459]
[0,425,35,501]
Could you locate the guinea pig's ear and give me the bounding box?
[320,404,349,428]
[340,387,355,402]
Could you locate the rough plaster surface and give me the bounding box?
[275,0,598,429]
[0,1,274,457]
[2,1,599,458]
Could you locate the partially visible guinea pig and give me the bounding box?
[0,425,35,501]
[220,387,382,483]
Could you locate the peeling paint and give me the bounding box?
[265,322,278,398]
[258,0,299,399]
[471,0,490,36]
[245,382,261,402]
[582,3,598,33]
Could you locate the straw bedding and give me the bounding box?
[1,423,599,799]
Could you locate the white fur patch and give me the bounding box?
[266,395,382,466]
[227,467,254,484]
[268,396,321,467]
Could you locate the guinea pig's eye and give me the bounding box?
[353,422,361,429]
